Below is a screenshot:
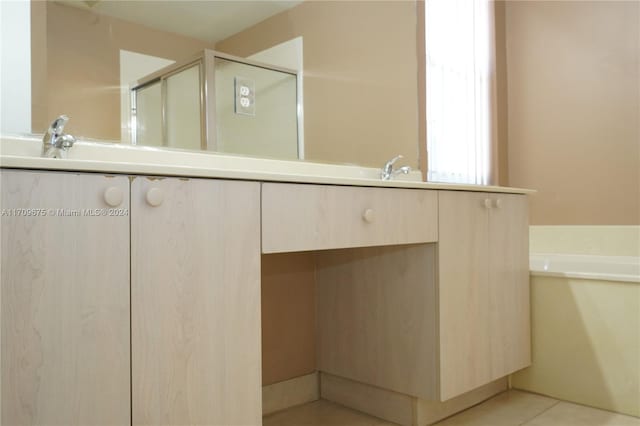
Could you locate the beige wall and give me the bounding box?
[30,1,48,136]
[36,2,212,138]
[494,1,510,187]
[216,0,420,169]
[504,1,640,225]
[261,253,316,385]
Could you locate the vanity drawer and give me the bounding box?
[261,183,438,253]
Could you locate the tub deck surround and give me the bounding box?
[530,253,640,283]
[514,270,640,417]
[519,229,640,418]
[1,140,533,425]
[0,136,532,193]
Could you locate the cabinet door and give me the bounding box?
[438,191,492,401]
[131,177,261,426]
[1,170,130,425]
[488,194,531,378]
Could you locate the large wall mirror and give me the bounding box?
[1,0,420,168]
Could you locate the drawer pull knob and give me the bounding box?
[483,198,492,209]
[104,187,123,207]
[362,208,375,223]
[146,187,164,207]
[494,198,503,209]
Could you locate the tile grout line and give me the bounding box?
[517,400,562,426]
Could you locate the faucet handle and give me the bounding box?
[48,115,69,135]
[385,155,404,168]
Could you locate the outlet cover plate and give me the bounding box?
[234,77,255,116]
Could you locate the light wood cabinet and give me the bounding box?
[130,176,262,426]
[1,167,529,424]
[317,190,530,404]
[438,191,530,400]
[1,170,130,425]
[1,171,262,426]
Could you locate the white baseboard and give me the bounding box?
[262,372,319,416]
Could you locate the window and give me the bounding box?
[425,0,495,185]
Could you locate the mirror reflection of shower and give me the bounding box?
[128,43,302,160]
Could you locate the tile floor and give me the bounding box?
[263,390,640,426]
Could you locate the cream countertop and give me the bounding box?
[0,136,533,194]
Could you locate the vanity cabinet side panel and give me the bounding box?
[131,177,261,426]
[316,244,438,399]
[1,170,131,426]
[437,191,492,401]
[488,194,531,378]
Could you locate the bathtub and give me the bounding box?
[512,252,640,417]
[530,253,640,283]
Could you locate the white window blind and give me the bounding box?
[425,0,494,185]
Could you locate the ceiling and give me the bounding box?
[58,0,303,44]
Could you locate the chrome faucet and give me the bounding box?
[42,115,76,158]
[381,155,411,180]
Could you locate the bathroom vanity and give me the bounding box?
[0,140,531,426]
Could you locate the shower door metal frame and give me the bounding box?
[130,49,301,157]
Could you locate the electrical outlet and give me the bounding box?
[234,77,255,116]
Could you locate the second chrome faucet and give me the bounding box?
[381,155,411,180]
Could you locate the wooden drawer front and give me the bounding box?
[262,183,438,253]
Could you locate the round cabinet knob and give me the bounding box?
[146,187,164,207]
[494,198,503,209]
[362,208,375,223]
[483,198,492,209]
[103,187,123,207]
